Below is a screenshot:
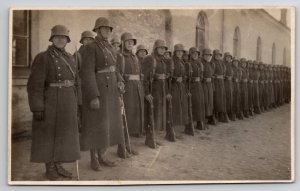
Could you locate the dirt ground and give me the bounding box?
[11,104,292,182]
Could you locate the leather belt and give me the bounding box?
[204,78,212,83]
[234,79,239,83]
[260,81,265,84]
[174,77,183,83]
[125,74,140,81]
[270,80,273,83]
[97,65,116,73]
[253,80,259,83]
[192,77,201,82]
[48,80,75,87]
[215,75,224,79]
[155,73,166,80]
[225,76,232,80]
[249,80,253,83]
[242,79,248,83]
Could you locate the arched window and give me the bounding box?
[233,26,241,58]
[283,47,287,65]
[164,10,172,48]
[196,11,208,52]
[272,43,276,65]
[256,37,262,61]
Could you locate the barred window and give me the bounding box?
[196,11,208,53]
[256,37,262,61]
[12,10,31,68]
[233,26,241,58]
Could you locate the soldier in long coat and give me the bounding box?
[258,62,266,112]
[201,48,216,125]
[117,32,144,157]
[252,61,261,114]
[247,60,254,116]
[136,44,148,64]
[211,49,229,122]
[142,39,172,145]
[27,25,80,180]
[80,17,125,171]
[267,65,275,109]
[262,63,270,111]
[223,52,234,121]
[187,47,207,130]
[240,58,249,118]
[171,44,189,129]
[232,57,243,120]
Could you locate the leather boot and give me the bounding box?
[45,162,60,180]
[126,146,139,155]
[55,162,72,178]
[90,149,101,171]
[184,124,195,136]
[223,113,230,123]
[145,126,157,149]
[117,144,130,159]
[196,121,204,130]
[98,149,117,167]
[244,110,249,118]
[208,115,217,125]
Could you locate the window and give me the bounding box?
[256,37,262,61]
[233,26,241,58]
[272,43,276,65]
[13,10,31,67]
[283,47,287,65]
[164,10,173,49]
[196,11,208,53]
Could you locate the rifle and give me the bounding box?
[165,61,176,142]
[145,71,157,148]
[120,40,131,153]
[185,62,195,136]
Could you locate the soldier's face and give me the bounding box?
[98,27,111,39]
[82,38,94,46]
[112,43,120,51]
[175,50,184,58]
[191,52,198,60]
[137,50,147,58]
[225,56,232,62]
[233,61,238,67]
[124,40,134,51]
[156,47,166,55]
[215,54,222,60]
[52,36,68,49]
[164,52,171,59]
[203,54,212,62]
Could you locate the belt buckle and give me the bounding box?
[109,66,115,72]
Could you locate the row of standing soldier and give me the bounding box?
[27,17,291,180]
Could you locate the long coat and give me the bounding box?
[80,36,124,151]
[224,61,233,116]
[240,68,249,112]
[252,68,260,108]
[248,68,254,110]
[212,59,226,113]
[171,57,188,126]
[202,58,214,116]
[259,69,265,109]
[268,69,275,106]
[142,53,170,131]
[232,66,242,115]
[119,51,144,135]
[186,59,206,122]
[27,45,80,163]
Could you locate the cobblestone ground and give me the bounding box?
[11,103,292,183]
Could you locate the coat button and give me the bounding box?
[58,67,61,69]
[58,74,61,76]
[55,60,58,63]
[106,76,109,79]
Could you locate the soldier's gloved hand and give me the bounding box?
[90,97,100,110]
[166,94,172,101]
[118,82,125,94]
[145,94,153,103]
[33,111,44,121]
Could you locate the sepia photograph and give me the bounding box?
[8,7,294,185]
